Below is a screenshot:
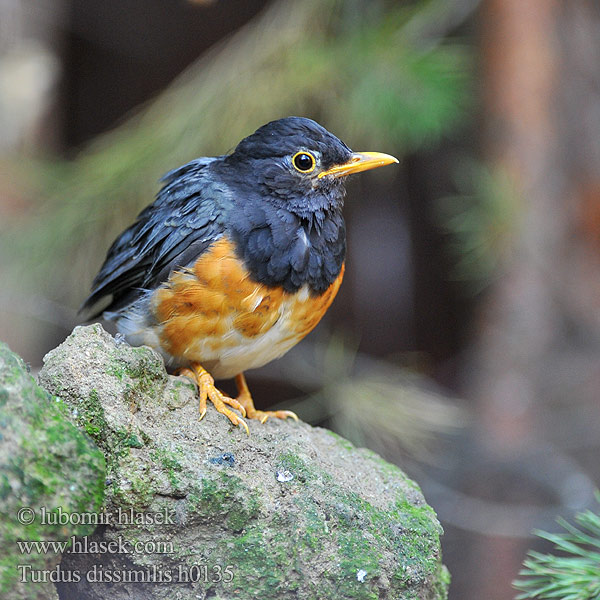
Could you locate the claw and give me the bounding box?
[281,410,299,422]
[258,409,298,424]
[234,373,300,424]
[236,417,250,436]
[174,367,296,434]
[176,364,249,435]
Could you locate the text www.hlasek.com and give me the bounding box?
[17,536,173,555]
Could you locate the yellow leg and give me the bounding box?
[235,373,299,424]
[178,364,249,435]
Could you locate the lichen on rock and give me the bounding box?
[32,324,448,599]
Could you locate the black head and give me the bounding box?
[223,117,354,218]
[232,116,353,167]
[219,117,397,294]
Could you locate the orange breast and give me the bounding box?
[149,237,344,377]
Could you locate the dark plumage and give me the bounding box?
[82,117,352,315]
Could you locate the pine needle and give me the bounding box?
[514,495,600,600]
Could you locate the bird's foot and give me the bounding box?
[177,364,249,435]
[235,373,299,424]
[245,407,299,424]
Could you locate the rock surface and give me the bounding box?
[0,342,105,600]
[34,324,448,599]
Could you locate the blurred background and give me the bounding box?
[1,0,600,598]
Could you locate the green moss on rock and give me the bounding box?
[35,325,449,600]
[0,342,105,599]
[198,472,261,532]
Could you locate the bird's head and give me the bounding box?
[223,116,398,219]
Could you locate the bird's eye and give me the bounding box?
[292,151,316,173]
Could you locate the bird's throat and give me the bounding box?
[229,204,346,295]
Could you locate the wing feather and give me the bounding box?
[80,157,230,317]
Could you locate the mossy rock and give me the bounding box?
[0,342,105,600]
[37,324,449,600]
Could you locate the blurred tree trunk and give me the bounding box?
[466,1,600,598]
[474,0,560,449]
[0,0,64,154]
[473,0,600,457]
[0,0,65,360]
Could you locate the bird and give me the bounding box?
[82,117,398,434]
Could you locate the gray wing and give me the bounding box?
[80,157,229,317]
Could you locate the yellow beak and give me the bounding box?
[318,151,399,179]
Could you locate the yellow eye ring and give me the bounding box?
[292,151,316,173]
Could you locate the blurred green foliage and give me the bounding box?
[435,159,521,294]
[1,0,473,307]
